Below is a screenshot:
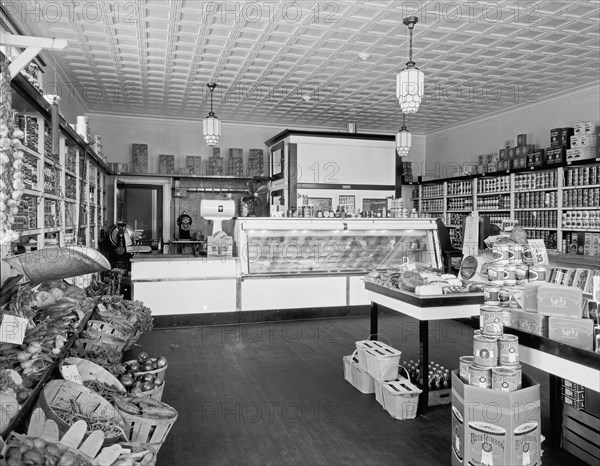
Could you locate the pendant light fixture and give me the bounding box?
[396,16,424,114]
[396,113,412,157]
[203,83,221,146]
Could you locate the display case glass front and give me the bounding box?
[236,218,442,276]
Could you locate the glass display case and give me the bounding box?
[235,218,443,276]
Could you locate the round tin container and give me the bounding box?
[529,265,547,282]
[468,364,492,388]
[498,288,511,305]
[473,335,498,366]
[501,363,522,389]
[492,366,518,392]
[484,286,500,304]
[515,264,529,285]
[508,244,522,263]
[459,355,474,383]
[504,265,517,285]
[488,265,505,285]
[480,306,503,337]
[499,334,520,365]
[494,245,510,263]
[501,310,511,327]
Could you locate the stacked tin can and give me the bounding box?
[458,305,522,392]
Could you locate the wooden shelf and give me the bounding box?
[476,191,511,196]
[562,184,600,190]
[514,187,558,193]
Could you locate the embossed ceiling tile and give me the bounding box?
[565,4,600,19]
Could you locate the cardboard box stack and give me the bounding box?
[562,379,586,410]
[247,149,264,176]
[206,147,223,176]
[567,121,598,163]
[452,305,541,466]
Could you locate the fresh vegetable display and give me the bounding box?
[113,396,177,419]
[120,355,167,396]
[2,435,93,466]
[94,296,153,336]
[48,399,126,441]
[67,346,126,378]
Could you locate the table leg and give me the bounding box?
[549,374,562,449]
[418,320,429,415]
[370,302,379,340]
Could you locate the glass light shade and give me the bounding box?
[203,115,221,146]
[396,127,412,157]
[396,66,424,114]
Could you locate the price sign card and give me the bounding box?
[60,364,83,384]
[0,315,28,345]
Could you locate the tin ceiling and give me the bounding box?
[7,0,600,133]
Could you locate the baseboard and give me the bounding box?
[153,305,373,328]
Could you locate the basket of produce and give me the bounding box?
[121,353,168,401]
[36,379,126,444]
[93,296,153,346]
[74,335,128,354]
[114,442,158,466]
[4,246,111,285]
[60,357,127,400]
[68,345,127,378]
[86,319,130,341]
[113,396,178,453]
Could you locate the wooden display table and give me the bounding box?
[365,281,484,415]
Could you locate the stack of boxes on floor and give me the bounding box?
[343,340,422,420]
[451,305,541,466]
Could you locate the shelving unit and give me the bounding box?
[4,72,109,257]
[415,159,600,252]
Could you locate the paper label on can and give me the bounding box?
[468,422,506,466]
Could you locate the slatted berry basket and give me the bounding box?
[374,365,408,408]
[114,397,178,454]
[74,336,127,354]
[87,319,130,340]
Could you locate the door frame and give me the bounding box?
[113,176,172,241]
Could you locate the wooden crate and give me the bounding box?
[562,404,600,465]
[428,388,451,406]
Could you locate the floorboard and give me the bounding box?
[129,315,590,466]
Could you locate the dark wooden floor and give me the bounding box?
[129,314,589,466]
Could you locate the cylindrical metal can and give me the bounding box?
[480,306,503,337]
[459,355,474,383]
[515,264,529,285]
[468,364,492,388]
[529,266,547,282]
[492,366,518,392]
[499,334,519,365]
[504,265,517,286]
[488,265,505,285]
[500,363,522,389]
[473,335,498,366]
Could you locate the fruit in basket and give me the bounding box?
[141,381,154,392]
[153,378,164,387]
[127,361,140,372]
[142,361,154,372]
[119,374,134,388]
[137,352,149,363]
[156,356,167,368]
[142,373,155,383]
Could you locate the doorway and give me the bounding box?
[117,183,163,244]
